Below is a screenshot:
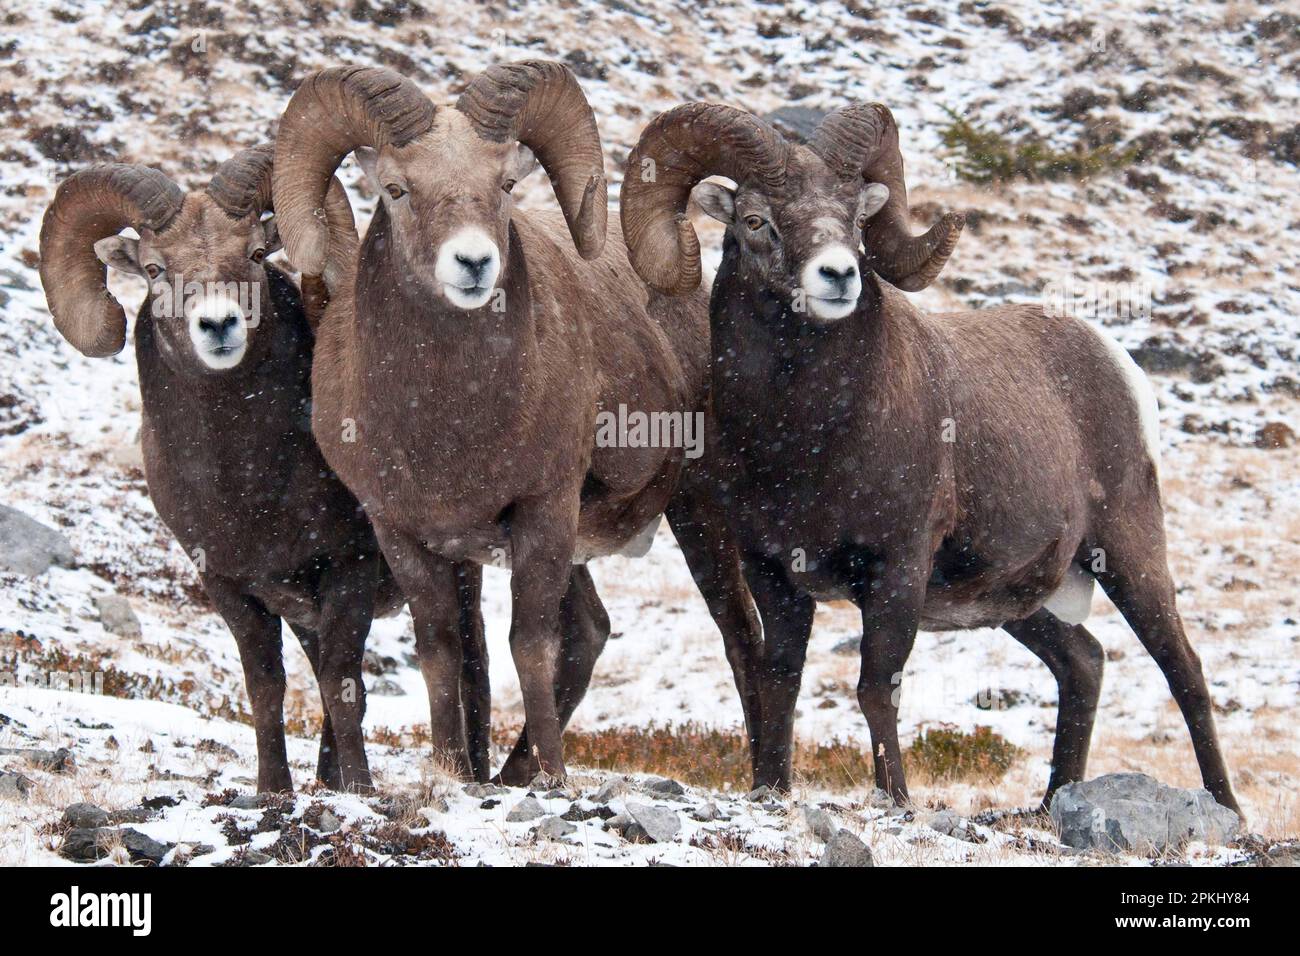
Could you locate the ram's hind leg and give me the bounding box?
[455,563,492,784]
[1090,517,1240,816]
[1001,609,1104,809]
[497,566,610,786]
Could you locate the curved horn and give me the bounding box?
[209,143,357,298]
[456,60,606,260]
[38,164,183,357]
[206,144,275,219]
[273,66,435,275]
[811,104,963,292]
[620,103,789,296]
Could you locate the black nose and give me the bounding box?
[455,253,491,282]
[199,314,241,340]
[818,263,858,287]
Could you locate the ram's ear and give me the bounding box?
[692,181,736,225]
[508,143,539,184]
[93,236,145,276]
[862,183,890,219]
[353,146,380,190]
[261,215,283,255]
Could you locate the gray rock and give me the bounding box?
[929,809,961,837]
[464,782,505,798]
[0,770,33,800]
[691,802,723,822]
[604,812,634,833]
[63,802,111,828]
[1050,773,1240,853]
[831,635,862,656]
[821,829,874,867]
[0,505,74,576]
[0,746,74,773]
[506,795,546,822]
[367,677,405,697]
[60,827,173,864]
[229,793,262,810]
[317,810,342,833]
[626,802,681,843]
[93,593,141,639]
[866,788,896,810]
[643,776,687,798]
[803,806,839,843]
[536,815,578,840]
[746,785,773,802]
[592,778,628,803]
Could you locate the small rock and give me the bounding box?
[929,809,962,837]
[1050,772,1240,853]
[866,789,896,810]
[536,815,578,840]
[821,829,874,867]
[0,770,33,800]
[464,782,505,798]
[63,802,111,828]
[831,635,862,656]
[0,505,75,576]
[803,806,839,843]
[93,593,141,639]
[643,777,687,798]
[604,812,634,833]
[746,785,773,802]
[120,828,173,864]
[194,738,237,760]
[506,795,546,822]
[0,746,74,773]
[230,794,262,810]
[625,802,681,843]
[592,778,628,803]
[527,772,564,792]
[240,849,273,866]
[691,802,723,822]
[61,827,173,864]
[317,810,342,833]
[368,677,405,697]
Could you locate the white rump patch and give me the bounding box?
[1086,322,1161,476]
[1042,563,1095,625]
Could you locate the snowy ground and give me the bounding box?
[1,0,1298,865]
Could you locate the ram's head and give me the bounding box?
[621,103,964,322]
[39,147,353,373]
[273,60,606,313]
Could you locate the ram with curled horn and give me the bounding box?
[38,146,489,794]
[620,102,1241,820]
[272,60,763,785]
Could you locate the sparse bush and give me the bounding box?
[906,724,1021,783]
[940,107,1138,183]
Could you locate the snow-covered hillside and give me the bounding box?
[1,0,1297,865]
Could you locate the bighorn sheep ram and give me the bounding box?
[272,61,761,784]
[38,146,488,793]
[620,103,1240,815]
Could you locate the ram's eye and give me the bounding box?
[744,215,765,232]
[385,183,406,200]
[144,264,162,279]
[250,249,266,263]
[856,213,869,229]
[502,179,517,194]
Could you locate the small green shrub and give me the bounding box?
[906,724,1022,782]
[940,107,1138,184]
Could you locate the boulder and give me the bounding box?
[505,795,546,823]
[93,593,141,638]
[821,829,874,867]
[802,805,839,843]
[1050,773,1240,853]
[63,802,110,828]
[536,815,578,840]
[625,802,681,843]
[0,505,74,576]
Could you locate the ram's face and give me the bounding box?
[94,193,278,374]
[358,111,539,312]
[695,152,889,323]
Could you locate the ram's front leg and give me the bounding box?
[506,495,579,785]
[314,553,380,793]
[856,549,930,806]
[374,524,473,777]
